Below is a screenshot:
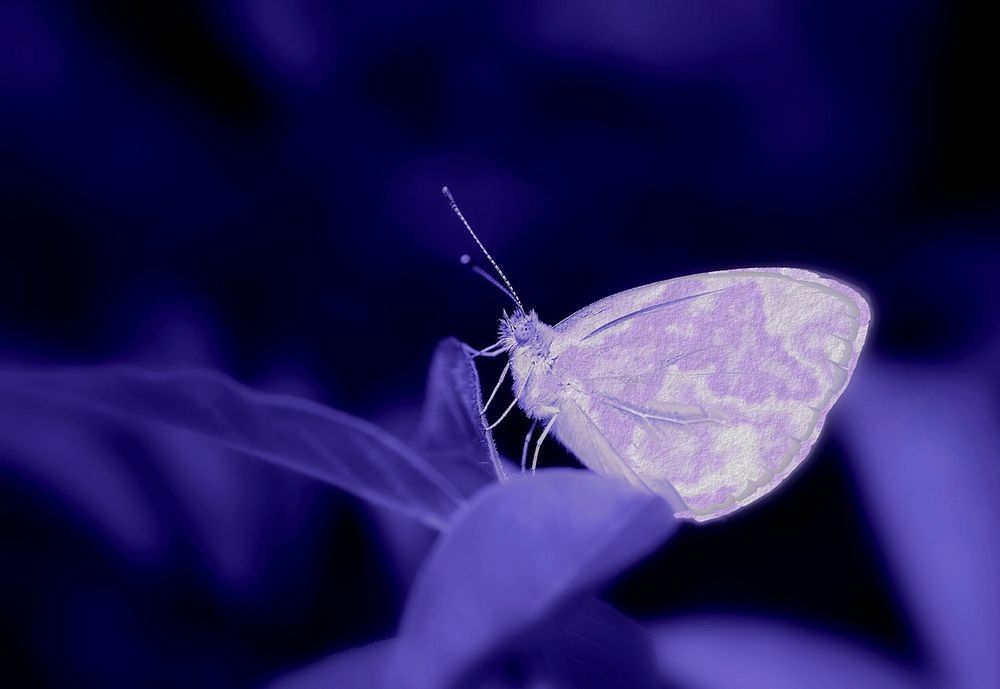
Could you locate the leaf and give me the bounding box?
[389,469,677,689]
[544,598,662,689]
[0,403,168,557]
[0,398,329,586]
[650,616,918,689]
[266,641,393,689]
[0,366,465,530]
[839,360,1000,689]
[411,337,507,490]
[266,600,662,689]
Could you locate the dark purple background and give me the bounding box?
[1,2,998,688]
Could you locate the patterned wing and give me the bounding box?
[547,268,871,521]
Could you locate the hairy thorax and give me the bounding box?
[499,310,561,420]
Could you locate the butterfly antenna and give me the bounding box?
[443,186,525,312]
[460,254,521,307]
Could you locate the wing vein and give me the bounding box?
[568,400,689,512]
[580,289,731,341]
[592,391,721,428]
[584,370,747,384]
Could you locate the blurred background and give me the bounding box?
[1,1,998,687]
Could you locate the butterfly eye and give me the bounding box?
[514,323,531,344]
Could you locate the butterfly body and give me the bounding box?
[500,310,560,420]
[496,267,871,522]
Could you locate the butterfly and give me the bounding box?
[444,188,871,522]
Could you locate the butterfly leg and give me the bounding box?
[487,396,520,430]
[486,371,531,430]
[531,412,559,473]
[482,362,510,414]
[463,340,507,358]
[520,419,538,473]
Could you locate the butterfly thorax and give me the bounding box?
[500,310,560,420]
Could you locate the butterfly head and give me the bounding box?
[499,309,542,350]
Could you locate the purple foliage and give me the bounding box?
[1,2,996,687]
[4,334,997,688]
[388,470,674,689]
[411,338,508,488]
[0,364,466,529]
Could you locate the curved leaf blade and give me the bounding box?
[390,469,677,689]
[266,641,394,689]
[411,337,506,489]
[840,361,1000,689]
[0,366,464,529]
[651,616,918,689]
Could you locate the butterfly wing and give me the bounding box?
[546,268,871,521]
